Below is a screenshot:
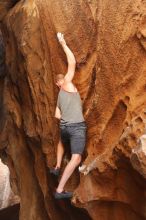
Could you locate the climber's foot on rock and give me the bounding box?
[54,190,73,199]
[49,167,60,177]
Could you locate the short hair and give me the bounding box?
[55,74,64,82]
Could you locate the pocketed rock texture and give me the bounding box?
[0,0,146,220]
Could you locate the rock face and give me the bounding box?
[0,0,146,220]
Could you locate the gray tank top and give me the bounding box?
[57,88,85,125]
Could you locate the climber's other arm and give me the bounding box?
[57,32,76,82]
[55,106,61,119]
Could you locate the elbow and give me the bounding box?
[72,58,76,64]
[73,59,76,64]
[68,60,76,68]
[68,57,76,65]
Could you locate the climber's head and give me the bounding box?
[55,74,65,87]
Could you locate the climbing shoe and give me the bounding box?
[54,190,73,199]
[49,167,60,177]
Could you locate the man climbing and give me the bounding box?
[51,32,87,199]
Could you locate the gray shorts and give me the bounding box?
[60,121,87,155]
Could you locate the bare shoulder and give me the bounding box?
[62,81,78,92]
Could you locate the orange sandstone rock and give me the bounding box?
[0,0,146,220]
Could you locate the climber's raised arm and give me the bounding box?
[57,32,76,82]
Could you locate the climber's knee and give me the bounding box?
[71,154,82,166]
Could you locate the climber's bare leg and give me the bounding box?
[56,154,81,193]
[55,137,64,169]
